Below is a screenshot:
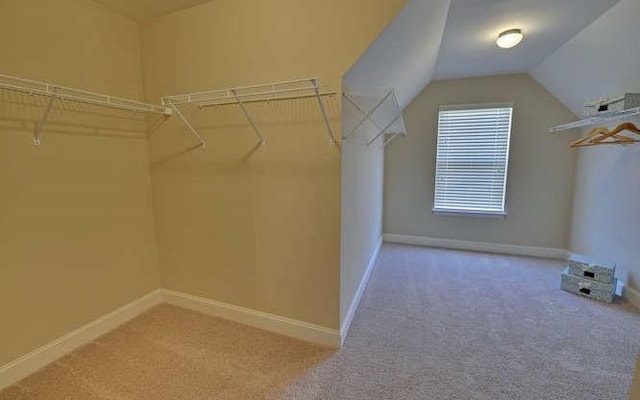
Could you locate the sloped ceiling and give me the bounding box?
[433,0,620,80]
[344,0,621,114]
[94,0,214,20]
[530,0,640,116]
[343,0,451,110]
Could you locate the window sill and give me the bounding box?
[432,209,507,219]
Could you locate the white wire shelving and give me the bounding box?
[550,106,640,133]
[0,73,172,145]
[342,89,406,146]
[161,77,338,145]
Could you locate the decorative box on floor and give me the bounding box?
[567,254,616,283]
[561,255,617,303]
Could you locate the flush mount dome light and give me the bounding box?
[497,29,523,49]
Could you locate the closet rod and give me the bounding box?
[0,74,172,115]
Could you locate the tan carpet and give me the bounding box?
[2,244,639,399]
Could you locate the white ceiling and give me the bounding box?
[531,0,640,116]
[432,0,621,80]
[344,0,451,109]
[93,0,214,20]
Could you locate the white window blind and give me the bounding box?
[433,103,513,216]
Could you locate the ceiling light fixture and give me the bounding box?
[497,29,523,49]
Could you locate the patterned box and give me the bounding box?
[567,254,615,284]
[584,93,640,117]
[561,268,616,303]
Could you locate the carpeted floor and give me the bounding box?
[2,244,639,399]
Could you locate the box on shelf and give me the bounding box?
[567,254,616,284]
[561,268,617,303]
[584,93,640,117]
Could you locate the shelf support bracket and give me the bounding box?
[147,114,172,138]
[384,132,401,146]
[342,91,393,140]
[231,89,265,145]
[33,93,56,145]
[311,78,338,145]
[169,103,207,148]
[367,113,403,146]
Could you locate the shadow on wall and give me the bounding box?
[149,94,342,169]
[0,90,158,144]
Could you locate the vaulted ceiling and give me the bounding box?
[433,0,620,80]
[346,0,623,114]
[531,0,640,116]
[344,0,451,109]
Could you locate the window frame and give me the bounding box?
[432,102,514,218]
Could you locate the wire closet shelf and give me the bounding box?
[342,89,407,146]
[549,106,640,133]
[161,77,338,145]
[0,73,172,145]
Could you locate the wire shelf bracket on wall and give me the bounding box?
[549,106,640,133]
[161,77,338,146]
[0,73,173,145]
[342,89,406,147]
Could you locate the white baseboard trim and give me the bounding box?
[0,289,162,391]
[383,234,570,260]
[160,289,341,348]
[340,236,382,345]
[623,284,640,309]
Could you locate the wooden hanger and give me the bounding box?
[570,122,640,148]
[570,126,609,147]
[592,122,640,144]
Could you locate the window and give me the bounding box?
[433,103,513,216]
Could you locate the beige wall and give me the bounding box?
[340,93,389,325]
[531,0,640,294]
[140,0,405,329]
[0,0,160,366]
[569,139,640,291]
[339,0,449,329]
[340,137,384,325]
[384,74,577,249]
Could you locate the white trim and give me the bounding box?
[0,287,341,391]
[622,283,640,309]
[160,290,341,348]
[383,234,571,260]
[432,209,506,219]
[439,102,514,111]
[340,236,383,345]
[0,290,162,391]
